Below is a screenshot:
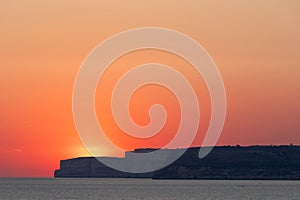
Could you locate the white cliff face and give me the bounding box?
[55,157,153,178]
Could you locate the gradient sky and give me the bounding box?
[1,0,300,177]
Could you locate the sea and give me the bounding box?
[0,178,299,200]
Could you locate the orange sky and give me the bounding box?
[0,0,300,177]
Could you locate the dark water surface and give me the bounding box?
[0,178,299,199]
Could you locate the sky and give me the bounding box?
[0,0,300,177]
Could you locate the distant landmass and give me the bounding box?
[54,145,300,180]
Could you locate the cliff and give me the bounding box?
[54,145,300,180]
[54,157,153,178]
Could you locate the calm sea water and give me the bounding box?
[0,178,299,200]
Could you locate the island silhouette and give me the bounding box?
[55,145,300,180]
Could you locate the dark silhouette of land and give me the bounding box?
[55,145,300,180]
